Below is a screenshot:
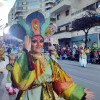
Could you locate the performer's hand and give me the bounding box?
[84,88,94,100]
[24,35,31,52]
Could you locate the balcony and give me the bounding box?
[45,4,54,9]
[50,0,71,14]
[45,0,55,4]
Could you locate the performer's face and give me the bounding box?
[9,59,15,64]
[31,35,44,54]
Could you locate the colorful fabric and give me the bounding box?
[62,84,84,100]
[91,42,98,53]
[79,49,87,67]
[5,64,17,95]
[6,64,13,83]
[9,11,57,41]
[11,51,85,100]
[9,11,47,40]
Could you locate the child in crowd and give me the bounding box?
[5,53,17,95]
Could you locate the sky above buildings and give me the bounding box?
[0,0,16,36]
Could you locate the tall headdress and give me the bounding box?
[9,11,57,40]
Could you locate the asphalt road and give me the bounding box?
[58,60,100,100]
[0,57,100,100]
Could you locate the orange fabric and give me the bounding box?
[31,18,40,35]
[53,81,73,95]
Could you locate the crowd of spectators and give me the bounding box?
[56,43,100,64]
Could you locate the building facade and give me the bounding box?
[50,0,100,48]
[8,0,44,26]
[8,0,56,26]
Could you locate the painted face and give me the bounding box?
[9,59,15,64]
[31,35,44,54]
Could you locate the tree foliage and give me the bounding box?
[70,10,100,48]
[71,10,100,31]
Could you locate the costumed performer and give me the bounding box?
[50,46,59,62]
[0,41,5,72]
[45,23,58,62]
[79,43,87,67]
[9,11,94,100]
[5,53,17,95]
[0,41,5,61]
[91,42,98,63]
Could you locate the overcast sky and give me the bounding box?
[0,0,16,36]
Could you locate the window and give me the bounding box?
[97,1,100,8]
[22,2,27,5]
[66,25,69,31]
[17,7,23,10]
[57,14,60,20]
[65,10,69,16]
[16,2,22,6]
[23,6,27,10]
[58,28,60,32]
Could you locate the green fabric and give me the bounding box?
[6,64,14,83]
[69,85,84,100]
[17,51,31,80]
[11,51,32,90]
[22,66,52,100]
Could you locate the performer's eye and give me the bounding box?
[31,40,37,43]
[40,39,44,43]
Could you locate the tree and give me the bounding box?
[71,10,100,48]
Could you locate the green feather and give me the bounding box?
[41,17,50,37]
[18,16,33,38]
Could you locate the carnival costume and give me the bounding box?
[50,46,59,62]
[5,53,17,95]
[91,42,98,63]
[9,11,86,100]
[79,43,87,67]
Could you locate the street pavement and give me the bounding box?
[0,56,100,100]
[58,60,100,100]
[0,55,17,100]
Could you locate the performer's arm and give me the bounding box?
[11,50,35,90]
[51,59,85,100]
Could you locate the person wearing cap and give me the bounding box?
[5,53,17,95]
[10,11,94,100]
[0,41,5,61]
[50,45,59,62]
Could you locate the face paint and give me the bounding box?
[32,35,43,41]
[31,35,44,43]
[31,35,44,54]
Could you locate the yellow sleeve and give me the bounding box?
[11,51,35,90]
[51,59,85,100]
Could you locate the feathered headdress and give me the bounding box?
[9,11,57,40]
